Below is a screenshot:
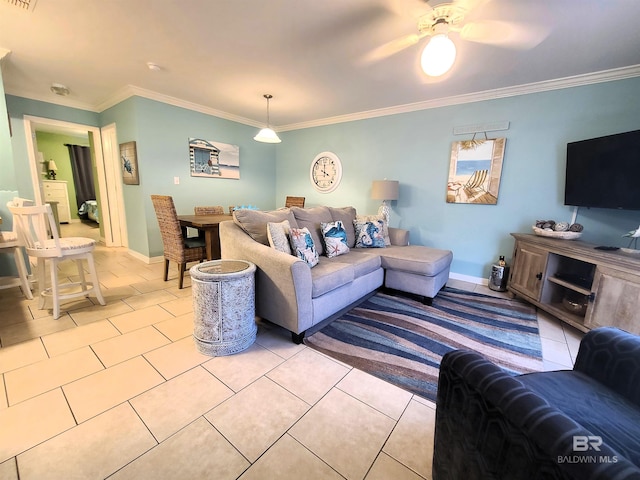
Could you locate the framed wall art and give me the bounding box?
[120,141,139,185]
[446,137,506,205]
[189,138,240,179]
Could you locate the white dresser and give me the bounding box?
[42,180,71,223]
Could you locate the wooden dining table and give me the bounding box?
[178,213,232,261]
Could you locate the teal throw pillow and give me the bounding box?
[289,227,319,267]
[353,220,386,248]
[321,221,350,258]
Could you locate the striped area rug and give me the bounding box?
[305,287,544,401]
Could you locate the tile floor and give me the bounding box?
[0,222,584,480]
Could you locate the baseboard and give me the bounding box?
[448,272,488,286]
[126,249,164,264]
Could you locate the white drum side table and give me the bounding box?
[190,259,256,356]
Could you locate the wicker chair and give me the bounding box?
[285,196,305,208]
[151,195,206,289]
[194,205,224,215]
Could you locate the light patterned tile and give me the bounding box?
[91,326,170,367]
[69,300,133,326]
[159,295,193,316]
[266,348,350,405]
[130,366,233,442]
[100,273,148,289]
[143,336,210,380]
[109,305,174,334]
[206,377,309,462]
[0,389,75,463]
[365,452,426,480]
[153,313,194,341]
[0,457,18,480]
[239,434,343,480]
[540,336,573,368]
[0,339,48,374]
[0,377,6,411]
[254,324,305,359]
[109,417,249,480]
[289,388,395,480]
[0,315,76,347]
[5,347,104,405]
[41,320,120,357]
[337,368,412,420]
[63,356,165,423]
[16,403,157,480]
[123,290,177,310]
[383,399,435,479]
[203,342,285,392]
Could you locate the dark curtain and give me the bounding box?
[66,144,96,209]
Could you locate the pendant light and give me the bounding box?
[254,94,281,143]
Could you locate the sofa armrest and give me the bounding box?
[388,227,409,246]
[433,350,640,480]
[219,221,313,334]
[574,327,640,407]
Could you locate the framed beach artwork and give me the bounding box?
[120,141,139,185]
[189,138,240,179]
[446,137,506,204]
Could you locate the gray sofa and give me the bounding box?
[219,206,453,343]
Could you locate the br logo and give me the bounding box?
[573,436,603,452]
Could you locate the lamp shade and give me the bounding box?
[371,180,399,201]
[421,34,456,77]
[48,160,58,171]
[253,127,281,143]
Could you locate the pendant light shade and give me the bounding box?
[421,34,456,77]
[254,94,281,143]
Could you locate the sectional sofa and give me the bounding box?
[219,206,453,343]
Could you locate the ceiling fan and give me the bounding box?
[364,0,549,76]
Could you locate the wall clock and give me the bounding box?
[310,151,342,193]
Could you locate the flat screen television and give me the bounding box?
[564,129,640,210]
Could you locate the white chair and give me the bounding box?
[0,200,34,300]
[9,203,105,319]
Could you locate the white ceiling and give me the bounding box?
[1,0,640,131]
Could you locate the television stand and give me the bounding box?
[508,233,640,334]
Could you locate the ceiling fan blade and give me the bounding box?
[381,0,433,19]
[460,20,550,49]
[360,32,426,64]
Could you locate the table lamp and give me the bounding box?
[48,160,58,180]
[371,180,399,224]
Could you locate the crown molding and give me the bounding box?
[96,85,263,128]
[277,65,640,132]
[6,64,640,132]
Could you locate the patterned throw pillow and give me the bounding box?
[353,220,386,248]
[267,220,292,255]
[356,214,390,245]
[321,221,350,258]
[289,227,319,267]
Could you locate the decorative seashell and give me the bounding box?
[569,223,584,232]
[542,222,553,229]
[554,222,569,232]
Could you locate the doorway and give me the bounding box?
[23,116,127,247]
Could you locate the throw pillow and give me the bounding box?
[267,220,292,255]
[289,227,319,267]
[356,214,390,245]
[353,220,386,248]
[320,221,350,258]
[233,209,297,245]
[328,206,357,248]
[290,206,333,256]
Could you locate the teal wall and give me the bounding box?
[99,96,278,257]
[276,77,640,279]
[2,76,640,280]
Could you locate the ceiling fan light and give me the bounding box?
[254,127,281,143]
[421,34,457,77]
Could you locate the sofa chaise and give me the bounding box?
[219,206,453,343]
[433,327,640,479]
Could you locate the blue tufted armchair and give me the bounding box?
[433,327,640,479]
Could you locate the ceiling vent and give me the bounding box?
[6,0,38,12]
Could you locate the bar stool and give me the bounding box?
[9,203,105,319]
[0,230,34,300]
